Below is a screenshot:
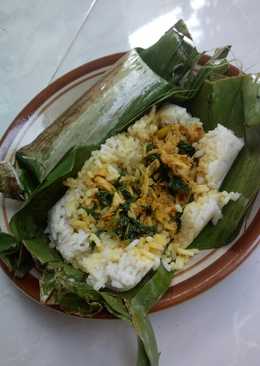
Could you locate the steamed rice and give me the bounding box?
[47,104,244,291]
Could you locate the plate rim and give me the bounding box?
[0,52,259,317]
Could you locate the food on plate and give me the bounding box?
[47,104,243,290]
[0,20,259,366]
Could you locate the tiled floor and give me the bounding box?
[0,1,260,365]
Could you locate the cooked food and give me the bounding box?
[195,124,244,188]
[0,20,259,366]
[47,104,243,290]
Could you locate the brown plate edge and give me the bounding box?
[0,53,259,318]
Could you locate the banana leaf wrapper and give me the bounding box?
[0,20,230,199]
[1,21,259,366]
[190,74,260,249]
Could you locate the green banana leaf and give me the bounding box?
[40,270,57,302]
[39,258,172,364]
[137,338,150,366]
[0,232,34,277]
[55,293,100,316]
[242,73,260,147]
[99,293,130,321]
[1,20,230,199]
[40,262,103,316]
[131,312,159,366]
[0,232,20,254]
[23,237,61,264]
[189,74,260,249]
[10,145,96,240]
[190,75,244,135]
[126,266,174,366]
[0,162,23,199]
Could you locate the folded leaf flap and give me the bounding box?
[23,237,61,264]
[0,161,24,199]
[138,20,198,82]
[190,75,245,135]
[242,73,260,151]
[174,19,193,40]
[39,270,57,302]
[10,145,95,241]
[212,45,232,60]
[100,293,130,321]
[190,75,260,249]
[243,73,260,127]
[0,232,20,254]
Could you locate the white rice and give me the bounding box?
[195,124,244,188]
[175,190,240,249]
[78,233,167,290]
[158,103,202,126]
